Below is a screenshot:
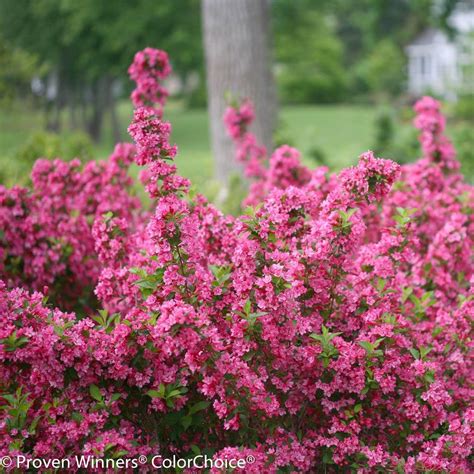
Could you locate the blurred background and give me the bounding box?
[0,0,473,193]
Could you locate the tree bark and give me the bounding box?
[108,79,122,144]
[88,77,108,142]
[68,84,78,130]
[80,86,88,131]
[50,85,63,133]
[202,0,276,183]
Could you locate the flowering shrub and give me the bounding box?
[0,49,473,473]
[0,143,140,311]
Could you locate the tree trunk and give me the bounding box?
[68,84,78,130]
[50,88,62,133]
[108,79,122,144]
[88,78,108,142]
[80,85,88,131]
[202,0,276,183]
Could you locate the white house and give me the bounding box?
[406,7,474,100]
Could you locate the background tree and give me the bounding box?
[202,0,276,183]
[0,0,202,141]
[272,0,463,103]
[272,0,347,104]
[0,40,38,105]
[355,40,406,99]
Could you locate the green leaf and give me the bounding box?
[401,286,413,303]
[358,341,374,353]
[243,299,252,316]
[103,211,114,222]
[104,443,115,452]
[189,400,210,415]
[190,445,201,455]
[408,348,420,360]
[394,207,417,228]
[114,450,129,458]
[89,384,102,402]
[181,415,192,430]
[396,460,406,473]
[28,416,40,434]
[71,412,84,423]
[135,279,158,290]
[0,331,29,351]
[419,346,432,360]
[376,278,386,292]
[210,264,232,286]
[374,337,385,348]
[424,370,435,384]
[146,390,163,399]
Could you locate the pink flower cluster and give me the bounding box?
[128,47,171,112]
[223,101,328,206]
[0,143,140,310]
[0,45,473,474]
[414,95,458,170]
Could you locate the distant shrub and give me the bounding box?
[454,94,474,122]
[453,123,474,183]
[376,103,474,182]
[278,69,347,104]
[355,40,405,98]
[307,145,327,166]
[373,111,395,156]
[273,118,296,149]
[274,8,347,104]
[15,130,93,167]
[186,75,208,109]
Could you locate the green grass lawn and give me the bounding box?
[280,105,378,170]
[0,100,379,188]
[167,103,379,183]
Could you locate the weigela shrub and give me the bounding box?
[0,143,140,311]
[0,49,473,473]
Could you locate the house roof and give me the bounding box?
[409,28,443,46]
[408,9,473,48]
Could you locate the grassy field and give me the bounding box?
[167,103,379,189]
[0,101,380,188]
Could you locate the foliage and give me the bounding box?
[15,130,94,167]
[0,130,95,188]
[0,0,202,82]
[0,40,39,105]
[307,146,328,167]
[273,2,347,103]
[0,49,472,472]
[272,0,462,101]
[452,123,474,183]
[0,0,464,116]
[191,173,248,218]
[373,111,396,156]
[354,40,406,98]
[0,0,202,138]
[373,104,474,182]
[454,93,474,122]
